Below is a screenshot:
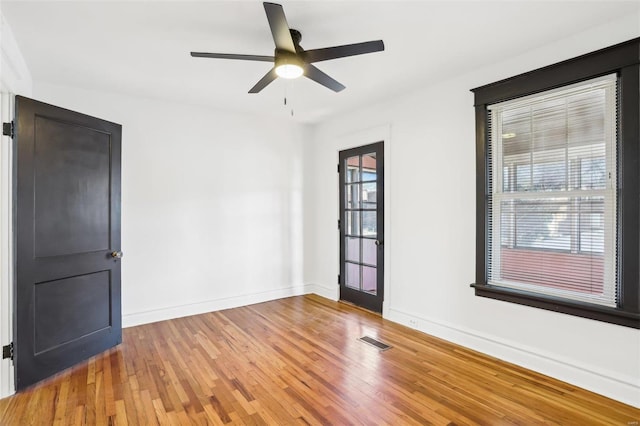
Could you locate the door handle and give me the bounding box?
[375,240,383,246]
[111,251,124,259]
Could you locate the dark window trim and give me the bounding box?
[472,38,639,106]
[471,37,640,329]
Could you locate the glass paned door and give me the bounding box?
[339,142,384,313]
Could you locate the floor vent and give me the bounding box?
[358,336,392,351]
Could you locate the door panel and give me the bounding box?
[34,117,111,257]
[14,96,122,390]
[339,142,384,312]
[34,272,111,355]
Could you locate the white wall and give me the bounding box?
[35,82,309,327]
[304,14,640,407]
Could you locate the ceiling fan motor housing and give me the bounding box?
[275,50,303,67]
[289,29,302,50]
[274,29,304,77]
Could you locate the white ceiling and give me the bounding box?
[1,1,638,123]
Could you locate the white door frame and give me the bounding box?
[0,11,33,398]
[0,91,14,398]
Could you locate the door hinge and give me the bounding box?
[2,342,13,360]
[3,121,14,138]
[338,274,341,284]
[337,164,340,173]
[337,219,341,230]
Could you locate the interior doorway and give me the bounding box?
[338,142,384,313]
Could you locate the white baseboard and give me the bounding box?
[122,284,313,328]
[306,283,338,301]
[386,307,640,408]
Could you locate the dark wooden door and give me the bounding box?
[14,96,122,390]
[339,142,384,313]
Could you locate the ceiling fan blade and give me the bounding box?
[303,64,345,92]
[191,52,274,62]
[303,40,385,63]
[263,2,296,52]
[249,68,278,93]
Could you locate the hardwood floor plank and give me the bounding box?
[72,404,85,426]
[94,371,108,426]
[139,390,159,426]
[52,376,70,426]
[102,350,116,418]
[127,383,146,426]
[1,294,638,425]
[114,400,129,426]
[84,381,97,426]
[151,397,170,426]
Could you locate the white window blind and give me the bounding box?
[487,74,617,307]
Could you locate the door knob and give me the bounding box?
[111,251,123,259]
[375,240,383,246]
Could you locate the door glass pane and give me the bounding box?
[362,182,376,209]
[362,152,377,182]
[346,184,360,209]
[362,238,377,266]
[346,211,360,236]
[362,211,376,236]
[346,156,360,183]
[346,237,360,262]
[346,262,360,289]
[362,266,376,294]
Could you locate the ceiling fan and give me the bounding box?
[191,2,385,93]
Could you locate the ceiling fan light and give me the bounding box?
[275,63,303,79]
[275,54,304,79]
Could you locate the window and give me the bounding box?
[490,75,616,306]
[471,38,639,328]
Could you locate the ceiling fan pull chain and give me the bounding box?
[284,80,288,106]
[287,79,294,117]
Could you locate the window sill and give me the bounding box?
[470,283,640,329]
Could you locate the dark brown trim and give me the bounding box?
[618,64,640,312]
[472,38,640,106]
[471,38,640,328]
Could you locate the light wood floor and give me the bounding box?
[0,294,638,425]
